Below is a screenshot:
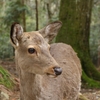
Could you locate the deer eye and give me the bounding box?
[28,48,36,54]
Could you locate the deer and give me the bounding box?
[10,21,82,100]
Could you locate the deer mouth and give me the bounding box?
[46,73,57,78]
[46,67,62,78]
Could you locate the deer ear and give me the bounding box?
[39,21,62,43]
[10,23,23,47]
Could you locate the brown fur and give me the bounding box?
[10,21,82,100]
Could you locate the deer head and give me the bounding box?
[10,21,62,77]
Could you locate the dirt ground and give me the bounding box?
[0,60,100,100]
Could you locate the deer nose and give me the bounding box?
[53,67,62,76]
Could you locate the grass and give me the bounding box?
[0,66,14,88]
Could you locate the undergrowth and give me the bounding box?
[0,66,14,88]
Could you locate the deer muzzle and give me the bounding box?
[46,66,62,77]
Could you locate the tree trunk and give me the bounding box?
[56,0,100,87]
[21,0,26,32]
[35,0,39,31]
[46,3,52,22]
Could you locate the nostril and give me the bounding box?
[53,67,62,76]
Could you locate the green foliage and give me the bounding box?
[3,0,28,26]
[0,66,14,88]
[0,0,29,59]
[0,27,13,59]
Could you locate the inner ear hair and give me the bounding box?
[38,21,62,43]
[10,22,20,45]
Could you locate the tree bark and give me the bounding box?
[35,0,39,31]
[46,3,52,22]
[21,0,26,32]
[56,0,100,87]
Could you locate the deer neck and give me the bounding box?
[20,70,35,86]
[19,69,42,100]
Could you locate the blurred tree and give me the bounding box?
[56,0,100,88]
[21,0,26,31]
[90,0,100,67]
[35,0,39,30]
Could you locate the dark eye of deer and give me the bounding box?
[28,48,36,54]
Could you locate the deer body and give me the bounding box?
[10,21,82,100]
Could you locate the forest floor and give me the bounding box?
[0,60,100,100]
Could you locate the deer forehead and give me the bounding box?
[20,31,50,49]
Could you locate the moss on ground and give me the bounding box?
[82,70,100,88]
[0,66,14,88]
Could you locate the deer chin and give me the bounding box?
[46,73,57,78]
